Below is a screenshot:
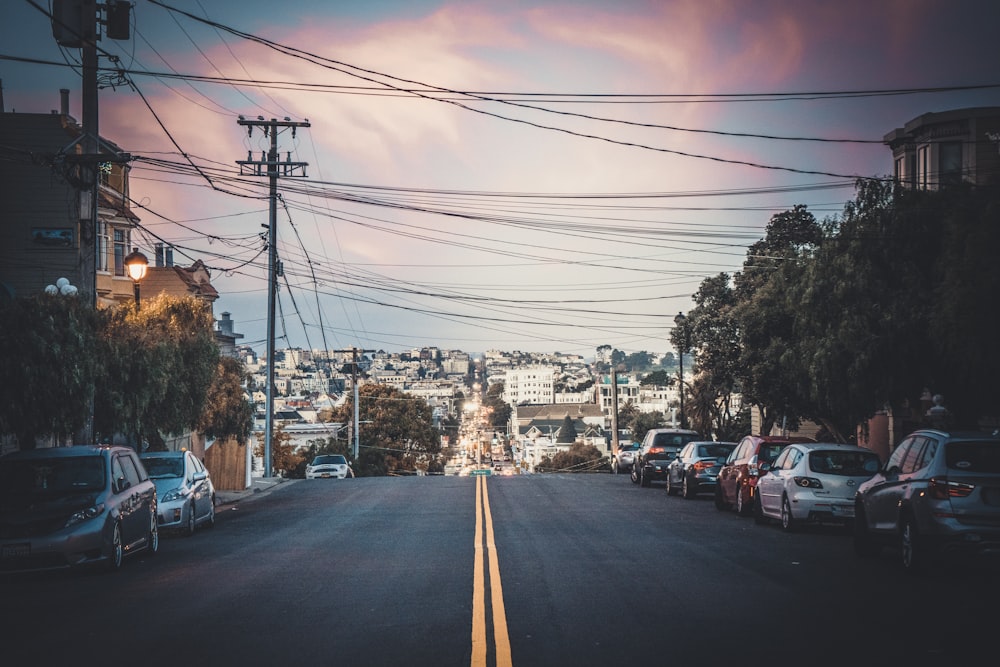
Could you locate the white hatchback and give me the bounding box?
[755,442,880,531]
[305,454,353,479]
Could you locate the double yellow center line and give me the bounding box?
[472,474,512,667]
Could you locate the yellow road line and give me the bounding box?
[482,476,512,666]
[472,474,486,665]
[471,474,512,667]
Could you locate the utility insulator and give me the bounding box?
[106,0,132,41]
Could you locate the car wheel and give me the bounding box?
[640,468,650,488]
[666,474,678,496]
[630,465,639,485]
[736,485,752,516]
[611,459,618,475]
[780,496,797,532]
[147,507,159,556]
[853,505,879,557]
[682,475,696,499]
[206,496,216,529]
[900,514,931,573]
[714,485,730,511]
[185,501,196,537]
[107,521,124,572]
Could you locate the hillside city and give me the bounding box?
[242,336,690,473]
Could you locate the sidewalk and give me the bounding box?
[215,476,299,505]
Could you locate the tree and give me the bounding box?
[0,293,99,447]
[538,442,605,472]
[640,370,672,386]
[624,351,653,371]
[197,356,254,445]
[327,383,441,476]
[482,381,512,430]
[629,411,665,445]
[94,294,218,449]
[556,415,577,443]
[254,425,302,476]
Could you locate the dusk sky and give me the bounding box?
[3,0,999,358]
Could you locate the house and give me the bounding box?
[884,106,1000,190]
[0,89,139,306]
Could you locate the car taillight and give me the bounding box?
[693,461,714,472]
[793,477,823,489]
[928,477,975,499]
[649,446,665,453]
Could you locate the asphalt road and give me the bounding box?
[4,474,997,666]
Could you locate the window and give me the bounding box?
[771,448,792,470]
[901,437,929,474]
[96,221,110,272]
[917,145,930,189]
[887,438,912,471]
[939,142,962,186]
[113,229,127,276]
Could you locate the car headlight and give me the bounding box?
[65,503,106,528]
[162,487,190,503]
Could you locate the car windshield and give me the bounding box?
[313,455,347,465]
[697,444,735,458]
[808,450,880,475]
[945,442,1000,473]
[0,456,106,496]
[142,456,184,478]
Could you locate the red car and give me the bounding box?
[715,434,815,516]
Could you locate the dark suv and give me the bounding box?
[715,434,815,515]
[631,428,702,487]
[854,429,1000,572]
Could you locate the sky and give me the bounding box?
[3,0,999,358]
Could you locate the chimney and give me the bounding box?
[60,88,69,116]
[165,246,174,267]
[155,243,164,267]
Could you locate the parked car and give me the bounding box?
[853,429,1000,572]
[0,445,159,573]
[631,428,703,487]
[665,441,737,498]
[139,450,215,536]
[715,434,816,515]
[755,442,880,531]
[611,441,640,475]
[305,454,353,479]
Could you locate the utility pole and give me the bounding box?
[332,347,375,461]
[51,0,133,443]
[610,367,620,461]
[237,117,310,477]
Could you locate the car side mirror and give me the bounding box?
[193,471,207,482]
[115,476,131,493]
[885,465,901,476]
[759,462,771,473]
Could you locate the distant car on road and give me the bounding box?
[0,445,159,573]
[140,450,216,536]
[755,442,880,531]
[631,428,703,487]
[611,441,640,475]
[854,429,1000,572]
[665,441,737,499]
[305,454,353,479]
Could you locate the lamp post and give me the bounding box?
[674,311,688,429]
[123,248,148,309]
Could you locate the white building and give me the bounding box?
[503,366,555,406]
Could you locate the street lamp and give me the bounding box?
[123,248,148,309]
[674,311,688,429]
